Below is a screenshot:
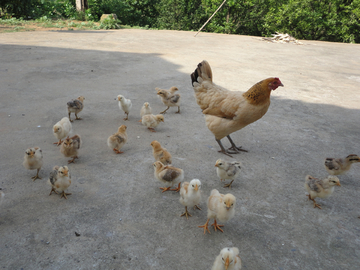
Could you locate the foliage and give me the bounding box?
[98,14,121,29]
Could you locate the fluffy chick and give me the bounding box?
[199,189,236,234]
[117,95,132,120]
[215,159,241,189]
[305,175,341,209]
[153,161,184,192]
[67,96,85,122]
[107,125,128,154]
[212,247,242,270]
[48,166,72,199]
[53,117,72,146]
[179,179,202,219]
[23,147,43,181]
[60,135,81,164]
[142,114,164,132]
[139,102,152,122]
[156,86,181,114]
[150,140,172,165]
[325,155,360,175]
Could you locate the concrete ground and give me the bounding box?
[0,29,360,269]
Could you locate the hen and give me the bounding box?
[190,60,283,156]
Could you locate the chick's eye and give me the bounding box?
[222,257,225,261]
[224,202,226,204]
[192,185,194,187]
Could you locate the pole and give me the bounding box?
[194,0,227,37]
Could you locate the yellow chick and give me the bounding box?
[153,161,184,192]
[53,117,72,146]
[23,147,43,181]
[67,96,85,122]
[156,86,181,114]
[215,159,242,188]
[199,189,236,234]
[139,102,152,122]
[212,247,242,270]
[324,155,360,175]
[117,95,132,120]
[48,166,72,199]
[179,179,202,219]
[107,125,128,154]
[150,140,172,165]
[60,135,81,164]
[142,114,164,132]
[305,175,341,209]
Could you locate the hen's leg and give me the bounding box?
[180,206,192,219]
[160,106,170,114]
[216,139,235,157]
[198,218,211,234]
[227,135,248,152]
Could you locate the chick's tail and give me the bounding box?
[191,60,213,86]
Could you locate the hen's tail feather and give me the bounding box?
[191,60,213,86]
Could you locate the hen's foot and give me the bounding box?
[170,183,181,192]
[198,219,211,234]
[180,206,192,219]
[226,135,248,152]
[60,191,72,199]
[211,219,224,233]
[223,180,234,189]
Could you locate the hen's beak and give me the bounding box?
[225,257,229,269]
[279,82,284,87]
[195,184,198,191]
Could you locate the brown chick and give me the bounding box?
[324,155,360,175]
[191,60,283,157]
[48,166,72,199]
[156,86,181,114]
[142,114,164,132]
[23,147,43,181]
[67,96,85,122]
[107,125,128,154]
[305,175,341,209]
[153,161,184,192]
[60,135,81,164]
[150,140,172,165]
[199,189,236,234]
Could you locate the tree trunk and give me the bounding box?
[76,0,88,12]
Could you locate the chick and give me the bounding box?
[305,175,341,209]
[48,166,72,199]
[199,189,236,234]
[156,86,181,114]
[23,147,43,181]
[324,154,360,175]
[60,135,81,164]
[215,159,241,189]
[139,102,152,122]
[67,96,85,122]
[150,140,172,165]
[179,179,202,219]
[142,114,164,132]
[153,161,184,192]
[53,117,72,146]
[212,247,242,270]
[107,125,128,154]
[117,95,132,120]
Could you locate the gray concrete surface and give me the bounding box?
[0,29,360,269]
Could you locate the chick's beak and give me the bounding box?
[336,182,341,186]
[195,184,198,191]
[225,257,229,269]
[63,170,68,177]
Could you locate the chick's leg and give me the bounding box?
[223,180,234,189]
[31,168,42,181]
[198,219,211,234]
[75,113,82,120]
[148,128,156,132]
[49,187,58,196]
[53,139,62,146]
[211,219,224,233]
[180,206,192,219]
[123,113,129,121]
[113,148,124,154]
[226,135,248,153]
[160,106,170,114]
[159,186,172,192]
[68,156,78,164]
[170,182,181,192]
[60,191,72,199]
[194,205,202,210]
[307,194,322,209]
[68,112,73,122]
[176,106,180,113]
